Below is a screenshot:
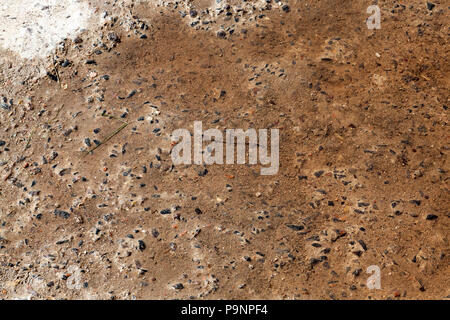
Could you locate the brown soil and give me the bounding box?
[0,0,448,299]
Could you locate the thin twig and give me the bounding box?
[24,128,36,151]
[83,122,128,157]
[52,54,61,87]
[50,104,65,123]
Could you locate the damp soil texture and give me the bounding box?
[0,0,448,300]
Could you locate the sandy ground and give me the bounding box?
[0,0,449,300]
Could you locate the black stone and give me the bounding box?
[138,240,146,251]
[160,209,172,215]
[173,283,184,290]
[286,224,304,231]
[54,209,70,219]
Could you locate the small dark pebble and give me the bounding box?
[217,31,226,38]
[47,72,58,82]
[353,250,363,257]
[60,60,71,67]
[310,258,321,267]
[54,209,70,219]
[127,90,137,98]
[358,240,368,251]
[353,269,362,276]
[314,170,324,178]
[49,151,58,161]
[173,283,184,290]
[198,168,208,176]
[160,209,172,215]
[138,240,146,251]
[286,224,304,231]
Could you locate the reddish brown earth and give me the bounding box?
[0,0,448,299]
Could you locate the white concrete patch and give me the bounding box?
[0,0,93,60]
